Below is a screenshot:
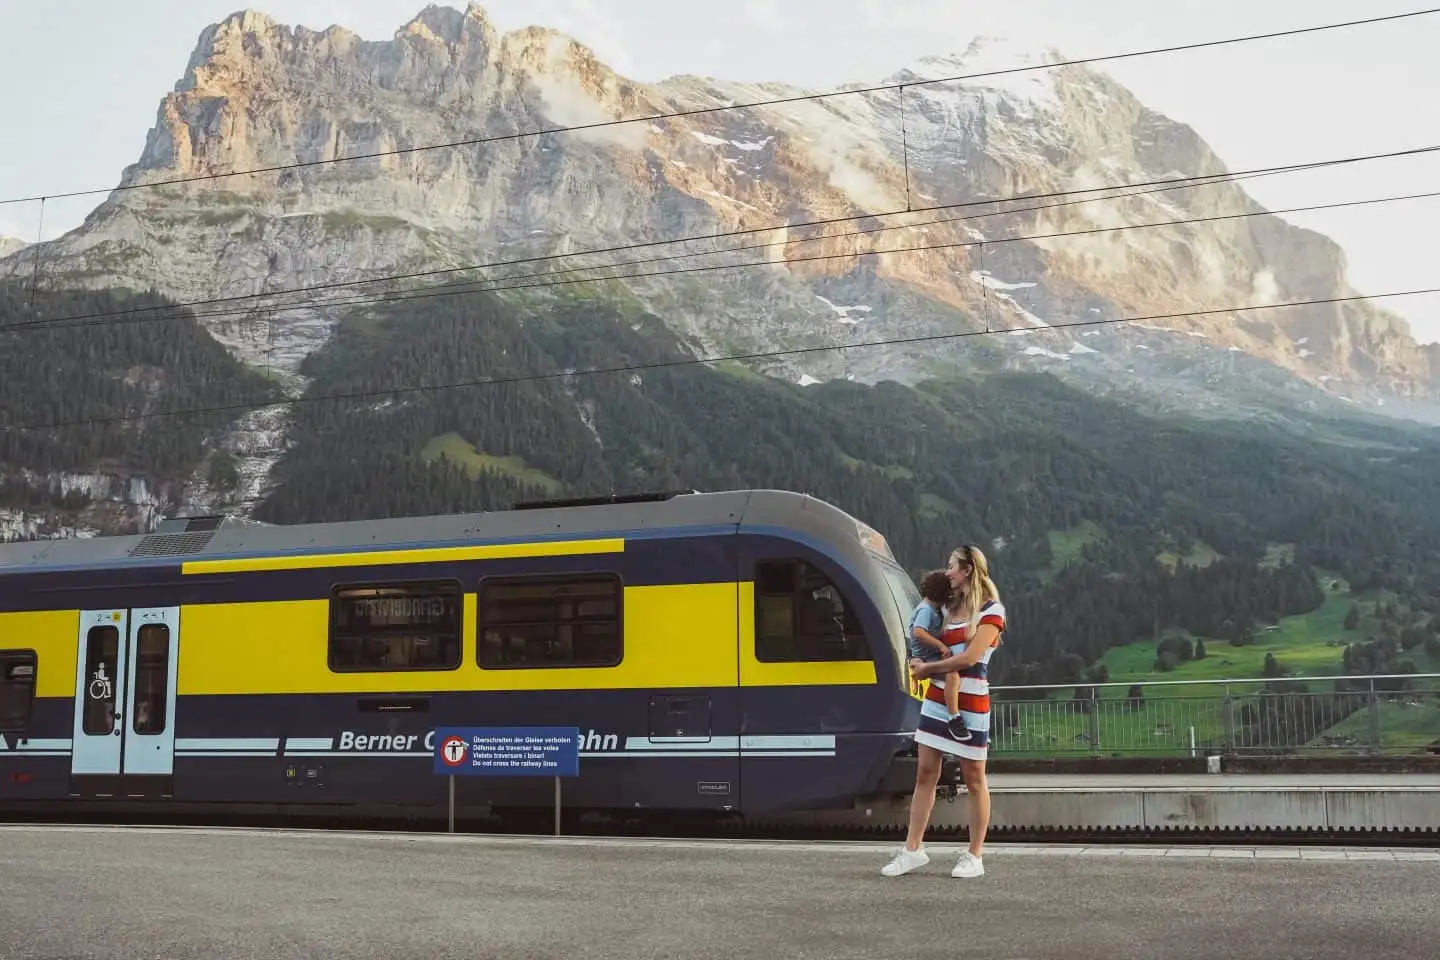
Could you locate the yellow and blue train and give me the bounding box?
[0,489,926,819]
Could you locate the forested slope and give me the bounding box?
[254,292,1440,683]
[0,283,281,517]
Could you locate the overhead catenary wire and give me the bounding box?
[0,5,1434,207]
[14,184,1429,335]
[9,143,1438,334]
[251,189,1440,318]
[25,146,1435,327]
[26,198,45,310]
[5,287,1437,434]
[268,189,1440,317]
[898,85,913,212]
[185,187,1440,322]
[9,187,1434,337]
[1,165,1273,329]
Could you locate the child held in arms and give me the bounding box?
[909,570,962,727]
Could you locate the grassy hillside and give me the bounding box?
[1096,575,1358,691]
[997,574,1440,756]
[419,433,563,495]
[1092,576,1439,691]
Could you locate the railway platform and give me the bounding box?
[0,825,1435,959]
[3,771,1438,837]
[849,771,1440,833]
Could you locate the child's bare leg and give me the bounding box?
[945,672,961,717]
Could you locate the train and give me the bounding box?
[0,489,930,823]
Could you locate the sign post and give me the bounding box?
[433,726,580,836]
[448,772,456,833]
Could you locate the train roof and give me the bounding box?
[0,489,901,574]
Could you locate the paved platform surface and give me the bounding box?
[986,773,1440,790]
[1,827,1436,960]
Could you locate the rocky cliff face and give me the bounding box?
[2,3,1437,534]
[14,5,1437,391]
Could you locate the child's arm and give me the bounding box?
[911,625,950,656]
[917,623,1001,674]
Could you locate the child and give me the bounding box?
[909,570,963,731]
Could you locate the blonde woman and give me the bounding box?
[881,543,1004,879]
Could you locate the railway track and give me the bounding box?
[4,801,1438,848]
[707,821,1440,848]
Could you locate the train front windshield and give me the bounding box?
[876,561,922,676]
[880,564,921,618]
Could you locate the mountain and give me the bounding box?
[5,4,1436,417]
[0,238,28,259]
[3,1,1440,655]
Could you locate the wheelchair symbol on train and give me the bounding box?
[88,663,113,702]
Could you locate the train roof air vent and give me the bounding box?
[128,529,220,558]
[153,514,226,534]
[510,490,697,511]
[127,513,244,557]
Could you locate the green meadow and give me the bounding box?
[420,433,564,495]
[994,569,1440,757]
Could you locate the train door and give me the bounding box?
[70,607,180,796]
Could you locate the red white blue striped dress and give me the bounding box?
[913,599,1006,761]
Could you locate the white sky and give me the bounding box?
[1,0,1437,341]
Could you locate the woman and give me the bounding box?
[881,543,1005,879]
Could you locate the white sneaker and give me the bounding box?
[881,846,930,877]
[951,851,984,878]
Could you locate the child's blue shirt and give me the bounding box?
[908,600,945,661]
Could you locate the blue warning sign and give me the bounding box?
[431,726,580,777]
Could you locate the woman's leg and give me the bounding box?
[882,745,947,876]
[904,745,943,850]
[958,757,990,857]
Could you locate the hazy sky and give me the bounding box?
[2,0,1437,340]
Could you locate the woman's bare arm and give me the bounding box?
[910,623,1000,676]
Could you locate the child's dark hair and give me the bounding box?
[920,570,951,604]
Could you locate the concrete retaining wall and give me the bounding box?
[975,788,1440,831]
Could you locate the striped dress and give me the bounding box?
[913,598,1006,761]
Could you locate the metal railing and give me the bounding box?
[985,673,1440,758]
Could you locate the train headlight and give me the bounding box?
[854,519,895,562]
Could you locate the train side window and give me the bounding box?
[132,625,170,735]
[82,627,119,735]
[478,574,623,669]
[329,580,462,672]
[0,649,38,733]
[754,560,870,662]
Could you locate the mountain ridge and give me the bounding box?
[4,1,1434,419]
[2,2,1440,541]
